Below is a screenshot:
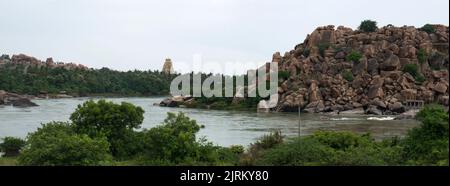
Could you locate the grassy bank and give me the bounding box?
[0,157,17,166]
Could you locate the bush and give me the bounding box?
[251,130,284,150]
[403,63,419,77]
[141,112,202,164]
[18,122,111,166]
[402,104,449,165]
[420,24,436,34]
[417,48,428,64]
[342,70,354,82]
[239,130,284,165]
[318,43,330,57]
[0,137,26,157]
[312,131,372,149]
[109,130,146,159]
[402,64,425,84]
[256,137,333,166]
[229,145,245,154]
[346,51,363,62]
[256,132,403,166]
[303,49,310,57]
[278,70,290,80]
[70,99,144,157]
[358,20,378,32]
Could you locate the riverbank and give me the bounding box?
[157,95,436,120]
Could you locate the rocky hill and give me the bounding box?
[0,54,88,70]
[272,24,449,115]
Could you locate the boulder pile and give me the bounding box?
[0,90,39,107]
[270,24,448,115]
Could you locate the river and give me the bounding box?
[0,97,420,147]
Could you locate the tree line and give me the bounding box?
[0,63,177,96]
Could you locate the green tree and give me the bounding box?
[70,99,145,157]
[141,112,201,164]
[402,104,449,165]
[358,20,378,32]
[0,137,26,157]
[420,24,436,34]
[18,122,111,166]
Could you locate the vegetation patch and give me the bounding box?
[420,24,436,34]
[346,51,363,63]
[358,20,378,32]
[402,64,425,84]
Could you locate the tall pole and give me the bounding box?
[298,104,301,137]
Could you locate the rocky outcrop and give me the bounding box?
[159,96,192,107]
[0,90,39,107]
[1,53,88,70]
[272,24,449,115]
[11,98,39,107]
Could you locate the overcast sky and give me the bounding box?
[0,0,449,74]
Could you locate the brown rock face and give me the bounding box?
[380,54,400,71]
[11,54,40,64]
[308,81,322,102]
[352,57,368,75]
[368,76,385,99]
[270,24,449,114]
[305,25,337,49]
[272,52,282,63]
[434,82,448,94]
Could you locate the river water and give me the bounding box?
[0,97,420,147]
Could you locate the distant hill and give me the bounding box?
[0,54,177,96]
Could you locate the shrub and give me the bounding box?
[402,104,449,165]
[429,51,445,70]
[141,112,202,164]
[256,131,403,166]
[251,130,284,150]
[312,131,372,150]
[318,43,330,57]
[239,130,284,165]
[414,74,426,84]
[402,64,425,83]
[358,20,378,32]
[403,64,419,77]
[229,145,245,154]
[256,137,333,166]
[109,130,146,159]
[0,137,26,157]
[346,51,363,62]
[417,48,428,64]
[303,49,310,57]
[278,70,290,80]
[70,99,144,157]
[420,24,436,34]
[342,70,354,82]
[18,122,111,166]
